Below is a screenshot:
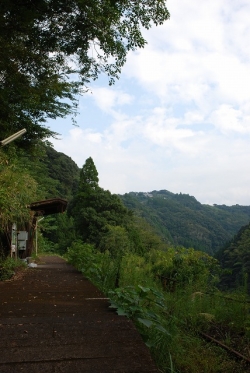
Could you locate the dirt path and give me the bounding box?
[0,256,159,373]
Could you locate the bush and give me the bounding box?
[66,241,119,292]
[150,247,219,292]
[0,257,26,281]
[119,253,155,288]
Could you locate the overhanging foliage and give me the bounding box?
[0,0,170,146]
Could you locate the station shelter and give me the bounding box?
[10,198,67,259]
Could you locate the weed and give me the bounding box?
[0,257,26,281]
[66,240,250,372]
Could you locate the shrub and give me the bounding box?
[66,240,119,292]
[0,257,26,281]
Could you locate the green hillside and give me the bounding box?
[44,146,80,199]
[25,148,250,256]
[120,190,250,255]
[30,148,250,256]
[19,145,80,200]
[5,143,250,257]
[216,222,250,292]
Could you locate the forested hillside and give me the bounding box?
[22,146,250,256]
[2,142,250,259]
[120,191,250,255]
[43,146,80,199]
[34,148,250,256]
[31,148,250,256]
[216,222,250,292]
[19,145,80,200]
[41,155,165,255]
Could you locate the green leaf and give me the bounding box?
[145,340,154,348]
[137,318,153,328]
[138,285,150,293]
[116,307,128,316]
[155,324,170,335]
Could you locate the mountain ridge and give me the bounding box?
[39,147,250,255]
[119,190,250,255]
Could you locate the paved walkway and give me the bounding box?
[0,256,159,373]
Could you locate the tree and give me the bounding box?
[0,1,170,145]
[99,225,131,258]
[99,225,131,287]
[69,157,130,245]
[151,247,219,292]
[40,213,77,254]
[71,157,99,210]
[217,223,250,293]
[79,157,99,191]
[0,150,38,231]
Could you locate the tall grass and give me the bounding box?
[66,241,250,372]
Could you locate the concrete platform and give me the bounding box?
[0,256,159,373]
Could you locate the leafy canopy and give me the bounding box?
[0,0,170,145]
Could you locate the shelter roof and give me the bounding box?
[29,198,67,216]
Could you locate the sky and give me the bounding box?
[48,0,250,206]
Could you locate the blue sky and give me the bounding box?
[48,0,250,206]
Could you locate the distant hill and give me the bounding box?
[120,190,250,255]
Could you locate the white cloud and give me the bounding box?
[124,0,250,110]
[209,105,250,134]
[142,108,193,146]
[89,87,134,113]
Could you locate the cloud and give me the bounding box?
[124,0,250,112]
[50,0,250,205]
[88,87,134,113]
[209,105,250,134]
[51,100,250,205]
